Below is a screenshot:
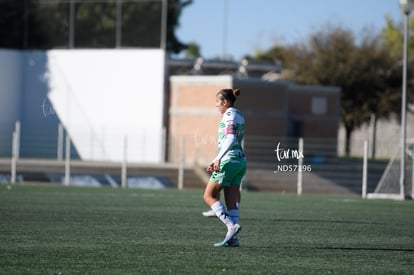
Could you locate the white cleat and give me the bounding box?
[202,209,216,217]
[214,224,241,247]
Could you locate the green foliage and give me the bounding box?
[382,15,414,60]
[0,0,192,53]
[0,1,24,48]
[166,0,193,54]
[383,16,404,60]
[251,46,285,63]
[184,41,201,59]
[75,2,117,48]
[0,185,413,274]
[290,25,398,125]
[251,23,411,156]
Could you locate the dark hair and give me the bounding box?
[217,88,241,106]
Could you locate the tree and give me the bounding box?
[382,15,414,60]
[183,41,201,59]
[166,0,192,54]
[0,1,24,48]
[0,0,192,54]
[243,46,296,77]
[296,26,405,156]
[252,24,405,156]
[382,15,414,115]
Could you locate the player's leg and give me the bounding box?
[224,185,240,223]
[224,160,246,247]
[204,168,240,246]
[203,180,222,206]
[202,193,220,217]
[225,160,245,224]
[224,185,241,247]
[211,183,241,247]
[203,181,234,228]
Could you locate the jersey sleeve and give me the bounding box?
[213,112,237,162]
[213,132,236,162]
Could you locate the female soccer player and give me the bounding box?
[203,88,246,247]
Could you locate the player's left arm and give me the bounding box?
[212,121,237,165]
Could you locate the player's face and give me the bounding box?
[215,96,228,114]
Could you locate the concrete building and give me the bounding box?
[168,75,341,165]
[0,49,166,162]
[1,51,341,166]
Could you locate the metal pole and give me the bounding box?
[64,133,71,186]
[161,127,166,162]
[222,0,228,60]
[14,121,20,160]
[57,124,64,161]
[369,113,376,158]
[69,0,75,48]
[400,11,409,199]
[412,144,414,196]
[160,0,168,49]
[178,136,185,190]
[362,140,368,199]
[11,132,17,184]
[297,137,303,195]
[121,136,127,188]
[116,0,122,48]
[23,0,28,48]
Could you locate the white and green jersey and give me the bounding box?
[214,107,245,163]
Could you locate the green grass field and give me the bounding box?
[0,184,413,274]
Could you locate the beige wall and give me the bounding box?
[169,76,232,163]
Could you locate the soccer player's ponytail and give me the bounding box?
[217,88,240,106]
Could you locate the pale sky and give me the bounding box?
[175,0,402,60]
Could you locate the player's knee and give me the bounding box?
[203,191,211,204]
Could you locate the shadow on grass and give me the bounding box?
[243,218,383,225]
[315,247,414,253]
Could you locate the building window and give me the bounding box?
[311,97,327,115]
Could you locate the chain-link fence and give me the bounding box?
[1,120,413,197]
[0,0,166,49]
